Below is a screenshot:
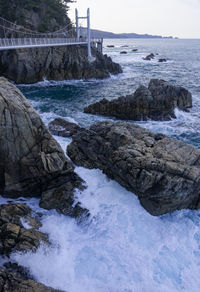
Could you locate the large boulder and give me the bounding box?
[0,78,85,217]
[84,79,192,121]
[67,121,200,216]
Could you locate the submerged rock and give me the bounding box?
[120,51,128,54]
[84,79,192,121]
[67,121,200,216]
[143,53,155,60]
[48,118,83,138]
[0,47,122,84]
[158,58,167,62]
[0,203,48,256]
[0,78,86,217]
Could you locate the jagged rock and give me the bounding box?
[0,78,80,197]
[0,203,48,255]
[0,47,122,84]
[0,78,87,217]
[67,121,200,216]
[40,174,88,218]
[120,51,127,54]
[143,53,155,60]
[0,267,63,292]
[84,79,192,121]
[48,118,83,138]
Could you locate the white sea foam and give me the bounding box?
[10,137,200,292]
[12,166,200,292]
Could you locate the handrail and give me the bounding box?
[0,37,103,50]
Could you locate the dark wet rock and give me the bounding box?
[120,51,128,54]
[0,78,81,195]
[0,267,63,292]
[0,47,122,84]
[158,58,167,62]
[0,203,48,256]
[143,53,155,60]
[0,78,87,217]
[40,174,88,218]
[107,45,115,48]
[3,262,30,280]
[48,118,83,138]
[121,45,129,48]
[132,49,138,52]
[67,121,200,216]
[84,79,192,121]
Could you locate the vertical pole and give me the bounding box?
[75,9,79,40]
[87,8,92,59]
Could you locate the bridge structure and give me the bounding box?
[0,8,103,59]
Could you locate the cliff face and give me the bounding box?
[0,0,72,32]
[0,0,122,83]
[0,46,122,84]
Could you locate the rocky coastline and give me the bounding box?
[67,120,200,216]
[0,73,199,290]
[84,79,192,121]
[0,46,122,84]
[0,77,88,289]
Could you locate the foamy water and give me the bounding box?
[12,164,200,292]
[1,38,200,291]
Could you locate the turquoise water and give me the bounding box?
[6,39,200,291]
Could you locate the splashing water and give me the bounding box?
[2,38,200,291]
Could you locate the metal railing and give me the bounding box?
[0,37,103,50]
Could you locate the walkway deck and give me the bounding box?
[0,37,102,51]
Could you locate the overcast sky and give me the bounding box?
[68,0,200,38]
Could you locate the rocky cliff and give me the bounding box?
[0,0,73,33]
[0,77,86,218]
[0,0,122,83]
[0,46,122,84]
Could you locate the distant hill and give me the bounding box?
[80,28,173,39]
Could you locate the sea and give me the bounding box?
[2,38,200,292]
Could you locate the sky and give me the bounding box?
[68,0,200,38]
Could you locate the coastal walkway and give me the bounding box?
[0,37,102,51]
[0,9,103,58]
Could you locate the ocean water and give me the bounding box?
[2,38,200,291]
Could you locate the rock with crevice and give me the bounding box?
[67,121,200,216]
[0,78,86,217]
[84,79,192,121]
[0,203,48,256]
[0,47,122,84]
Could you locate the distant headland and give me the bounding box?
[85,28,174,39]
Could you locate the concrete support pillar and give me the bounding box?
[75,9,79,40]
[87,8,92,59]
